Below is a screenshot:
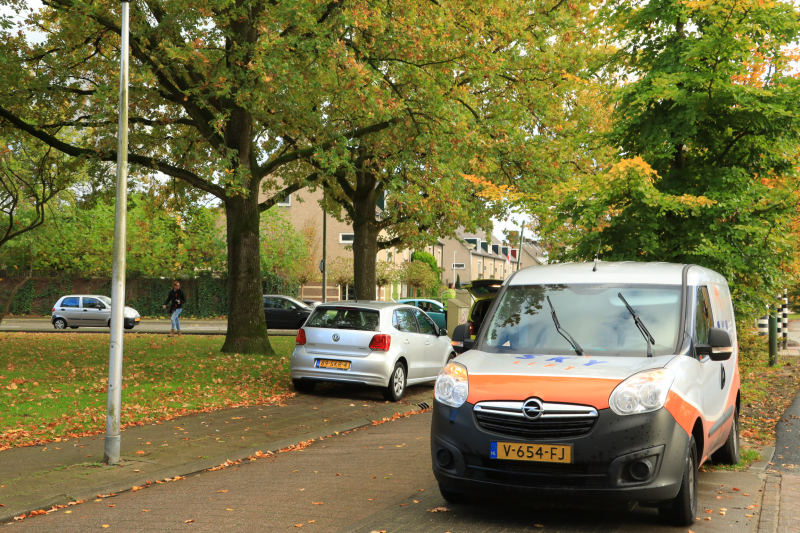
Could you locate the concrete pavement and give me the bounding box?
[0,317,296,336]
[4,402,771,532]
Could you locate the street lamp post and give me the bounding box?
[103,0,130,465]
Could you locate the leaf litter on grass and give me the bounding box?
[0,333,296,450]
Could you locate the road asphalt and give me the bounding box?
[0,317,295,336]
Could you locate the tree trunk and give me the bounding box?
[0,276,31,326]
[351,172,381,302]
[221,196,275,356]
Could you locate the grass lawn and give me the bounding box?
[0,333,295,450]
[738,328,800,445]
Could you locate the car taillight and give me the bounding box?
[369,334,391,351]
[296,328,306,345]
[52,307,55,312]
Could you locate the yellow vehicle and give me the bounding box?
[451,279,503,353]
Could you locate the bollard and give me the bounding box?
[783,289,789,350]
[758,315,769,336]
[769,315,778,366]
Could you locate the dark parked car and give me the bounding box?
[263,295,313,329]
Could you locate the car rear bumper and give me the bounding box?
[290,346,396,387]
[430,399,690,503]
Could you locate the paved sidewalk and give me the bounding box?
[0,383,434,524]
[0,317,296,336]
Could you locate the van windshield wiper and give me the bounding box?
[618,293,655,357]
[546,296,584,355]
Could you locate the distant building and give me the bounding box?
[264,187,546,300]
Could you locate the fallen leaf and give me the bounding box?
[136,451,145,455]
[704,517,711,521]
[312,502,323,505]
[226,509,233,511]
[368,498,375,501]
[108,505,115,508]
[217,490,228,493]
[399,503,408,506]
[746,504,759,510]
[185,519,194,523]
[142,510,150,512]
[733,487,740,491]
[294,524,303,528]
[705,509,713,514]
[428,507,450,513]
[102,526,109,529]
[413,500,419,503]
[743,493,750,496]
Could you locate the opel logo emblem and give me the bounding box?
[332,334,340,342]
[522,398,544,420]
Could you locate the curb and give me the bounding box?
[758,474,781,533]
[0,405,427,524]
[750,446,776,474]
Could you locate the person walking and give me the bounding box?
[163,281,186,337]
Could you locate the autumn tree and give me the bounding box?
[0,0,599,354]
[529,0,800,318]
[400,260,440,298]
[328,257,354,300]
[294,219,320,300]
[374,260,397,301]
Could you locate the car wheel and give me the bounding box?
[382,361,407,402]
[292,379,316,393]
[53,318,67,330]
[659,436,698,527]
[438,482,468,504]
[711,409,740,465]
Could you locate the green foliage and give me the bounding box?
[263,271,299,298]
[9,279,34,315]
[456,274,462,290]
[538,0,800,321]
[260,209,308,280]
[411,251,441,275]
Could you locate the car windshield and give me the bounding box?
[306,307,380,331]
[98,296,112,306]
[482,284,682,357]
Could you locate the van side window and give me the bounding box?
[694,286,714,349]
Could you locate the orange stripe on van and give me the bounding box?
[664,391,698,437]
[467,375,621,408]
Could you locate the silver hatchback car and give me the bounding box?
[290,301,456,401]
[52,295,141,330]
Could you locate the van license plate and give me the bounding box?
[317,359,351,370]
[490,442,572,463]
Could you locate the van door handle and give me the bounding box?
[404,339,410,345]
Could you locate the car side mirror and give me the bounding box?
[438,327,448,337]
[451,323,474,352]
[696,327,733,361]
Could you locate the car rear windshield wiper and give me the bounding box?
[546,296,584,355]
[617,293,655,357]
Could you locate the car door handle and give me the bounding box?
[425,341,431,346]
[83,309,88,312]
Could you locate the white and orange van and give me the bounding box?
[434,262,739,526]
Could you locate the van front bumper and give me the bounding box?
[431,400,690,503]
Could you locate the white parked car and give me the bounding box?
[290,301,456,401]
[51,295,141,330]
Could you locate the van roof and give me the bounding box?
[511,262,725,286]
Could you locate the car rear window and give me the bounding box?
[306,307,380,331]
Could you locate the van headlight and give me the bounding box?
[435,362,469,408]
[609,368,674,416]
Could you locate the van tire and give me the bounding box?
[712,409,740,465]
[382,362,406,402]
[438,483,468,504]
[292,379,316,393]
[659,437,698,527]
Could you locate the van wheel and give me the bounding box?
[659,437,698,527]
[292,379,316,393]
[712,409,740,465]
[53,318,67,330]
[382,362,406,401]
[438,482,468,504]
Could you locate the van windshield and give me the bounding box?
[482,284,682,357]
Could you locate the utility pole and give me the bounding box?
[103,0,130,465]
[321,209,327,303]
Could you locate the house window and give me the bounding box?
[276,193,292,206]
[339,233,355,243]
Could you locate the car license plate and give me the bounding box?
[316,359,351,370]
[490,442,572,463]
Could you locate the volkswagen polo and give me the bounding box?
[433,262,739,526]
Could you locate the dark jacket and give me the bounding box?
[164,289,186,312]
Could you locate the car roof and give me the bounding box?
[510,262,722,286]
[314,301,414,311]
[58,295,108,299]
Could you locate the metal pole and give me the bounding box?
[769,314,778,367]
[516,223,525,271]
[103,0,130,465]
[321,209,327,303]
